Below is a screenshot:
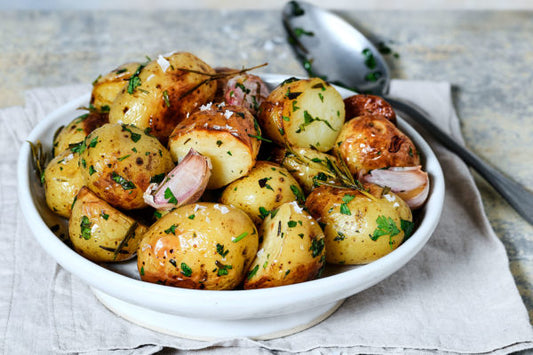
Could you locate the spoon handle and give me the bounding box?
[385,96,533,225]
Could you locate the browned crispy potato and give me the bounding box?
[108,52,217,143]
[137,202,258,290]
[69,187,147,262]
[90,62,139,111]
[271,146,339,194]
[343,94,396,125]
[79,123,175,210]
[305,184,413,265]
[219,161,304,225]
[44,149,85,218]
[258,77,345,152]
[168,104,261,189]
[333,115,420,176]
[53,110,109,156]
[244,201,326,289]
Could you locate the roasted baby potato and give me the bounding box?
[305,184,413,265]
[69,187,148,262]
[108,52,217,143]
[53,110,109,156]
[258,77,345,152]
[137,202,258,290]
[168,103,261,189]
[90,62,139,111]
[219,161,305,225]
[44,149,85,218]
[244,201,326,289]
[333,114,420,176]
[343,94,397,125]
[272,146,339,194]
[79,123,175,210]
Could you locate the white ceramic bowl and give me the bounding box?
[17,74,445,340]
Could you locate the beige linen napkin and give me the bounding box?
[1,80,532,354]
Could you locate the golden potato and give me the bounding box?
[258,77,345,151]
[333,114,420,176]
[90,62,139,111]
[53,110,109,156]
[137,202,258,290]
[69,187,148,262]
[44,149,85,218]
[168,104,261,190]
[108,52,217,143]
[79,123,175,210]
[305,184,413,265]
[220,161,305,225]
[271,146,339,194]
[244,201,326,289]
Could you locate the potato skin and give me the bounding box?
[271,146,339,194]
[244,201,326,289]
[220,161,304,225]
[333,115,420,176]
[79,123,175,210]
[53,110,109,156]
[343,94,396,125]
[137,202,258,290]
[258,77,345,152]
[90,62,139,111]
[69,187,148,262]
[44,149,85,218]
[305,184,412,265]
[168,104,261,189]
[108,52,217,143]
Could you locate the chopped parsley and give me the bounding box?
[188,214,195,220]
[164,224,177,235]
[164,188,178,204]
[340,194,355,215]
[216,243,229,258]
[150,173,165,184]
[232,231,249,243]
[290,184,305,204]
[259,206,270,220]
[80,216,91,240]
[296,110,336,133]
[401,219,415,239]
[162,90,170,107]
[247,265,259,280]
[287,220,297,228]
[121,125,141,142]
[101,212,109,220]
[111,172,136,190]
[180,262,192,277]
[309,238,325,258]
[371,215,400,242]
[258,177,273,191]
[88,165,96,175]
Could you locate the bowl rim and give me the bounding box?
[17,73,445,319]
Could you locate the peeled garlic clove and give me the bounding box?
[143,149,212,210]
[362,166,429,209]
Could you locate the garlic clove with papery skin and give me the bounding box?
[143,149,212,210]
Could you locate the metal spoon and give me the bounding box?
[282,0,533,225]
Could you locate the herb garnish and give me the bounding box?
[309,238,325,258]
[111,172,136,190]
[180,263,192,277]
[80,216,91,240]
[232,231,249,243]
[164,187,178,204]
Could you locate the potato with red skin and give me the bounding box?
[333,114,420,176]
[137,202,258,290]
[343,94,396,125]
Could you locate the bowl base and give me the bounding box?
[92,288,344,340]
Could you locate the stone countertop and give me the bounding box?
[2,10,532,320]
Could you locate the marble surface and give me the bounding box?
[2,10,532,322]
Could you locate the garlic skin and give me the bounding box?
[362,166,429,209]
[143,149,212,210]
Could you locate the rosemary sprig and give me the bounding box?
[112,221,139,261]
[28,140,49,185]
[176,62,268,99]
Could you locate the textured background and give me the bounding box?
[1,9,532,322]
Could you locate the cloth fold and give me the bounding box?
[1,80,532,354]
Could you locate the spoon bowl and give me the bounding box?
[282,0,533,225]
